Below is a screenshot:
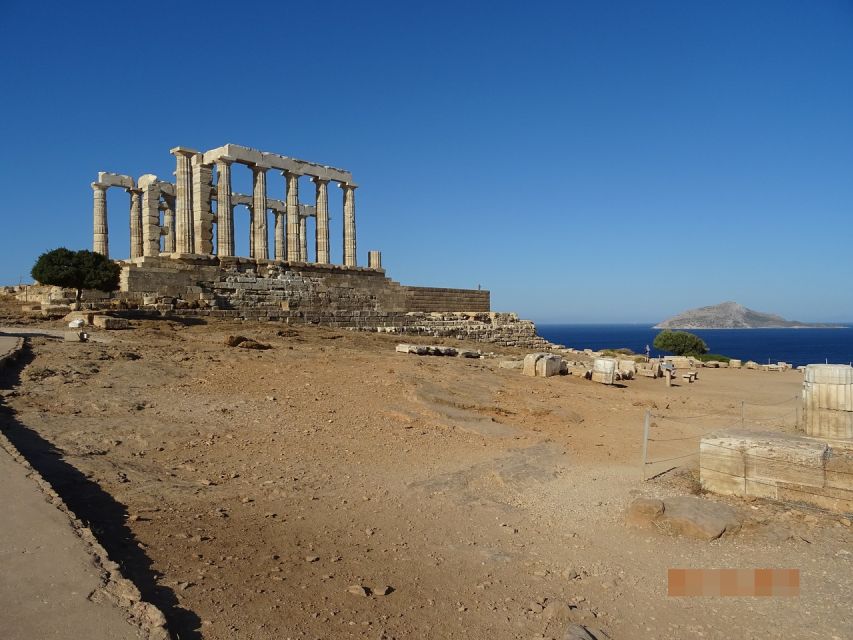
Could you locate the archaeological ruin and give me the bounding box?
[85,144,551,348]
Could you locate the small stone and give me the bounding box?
[373,585,392,596]
[347,585,369,597]
[305,555,320,563]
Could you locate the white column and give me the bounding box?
[128,188,143,259]
[216,157,234,257]
[170,147,196,254]
[299,214,307,262]
[285,172,300,262]
[92,182,109,257]
[251,164,269,260]
[162,195,176,253]
[139,176,161,257]
[274,211,285,260]
[312,177,330,264]
[340,183,357,267]
[248,205,255,258]
[192,157,214,254]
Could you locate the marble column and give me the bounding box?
[299,214,308,262]
[251,164,269,260]
[285,172,301,262]
[248,206,255,258]
[312,177,330,264]
[139,176,161,257]
[215,157,234,257]
[162,195,176,253]
[192,157,214,254]
[171,147,195,254]
[274,211,286,260]
[340,183,357,267]
[92,182,109,257]
[128,188,143,259]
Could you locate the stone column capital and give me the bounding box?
[170,146,200,158]
[310,175,330,185]
[215,155,236,166]
[251,162,270,173]
[338,182,358,191]
[91,181,108,191]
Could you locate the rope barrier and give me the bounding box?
[648,426,741,442]
[742,394,800,407]
[651,409,734,421]
[645,451,700,465]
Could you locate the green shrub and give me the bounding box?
[697,353,731,363]
[653,330,709,357]
[31,248,120,301]
[601,348,635,357]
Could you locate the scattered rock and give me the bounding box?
[625,498,665,526]
[225,335,248,347]
[662,496,742,540]
[563,623,606,640]
[373,585,393,596]
[237,339,271,350]
[305,555,320,563]
[347,585,369,597]
[626,496,741,541]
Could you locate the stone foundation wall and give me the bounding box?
[402,286,490,313]
[32,256,557,348]
[120,255,490,315]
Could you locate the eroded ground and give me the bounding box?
[0,312,850,640]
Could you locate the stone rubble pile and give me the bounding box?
[395,344,481,358]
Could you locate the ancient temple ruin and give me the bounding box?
[81,144,566,350]
[92,143,370,267]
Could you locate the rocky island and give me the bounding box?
[655,301,844,329]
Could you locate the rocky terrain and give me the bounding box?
[0,299,851,639]
[655,301,842,329]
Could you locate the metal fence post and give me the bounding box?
[641,410,650,481]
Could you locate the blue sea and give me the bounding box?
[536,324,853,367]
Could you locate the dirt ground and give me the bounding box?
[0,305,851,640]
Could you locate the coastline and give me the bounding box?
[652,325,848,330]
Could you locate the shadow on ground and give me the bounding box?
[0,344,201,640]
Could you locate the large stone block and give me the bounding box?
[743,438,827,489]
[92,316,129,330]
[804,364,853,385]
[825,444,853,491]
[803,408,853,440]
[803,381,853,412]
[522,353,545,377]
[591,358,616,385]
[535,354,562,378]
[701,430,853,513]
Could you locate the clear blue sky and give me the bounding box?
[1,1,851,323]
